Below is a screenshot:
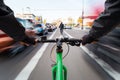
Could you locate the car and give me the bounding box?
[17,18,47,36]
[0,30,14,53]
[46,25,53,32]
[33,23,48,36]
[0,18,35,56]
[33,24,44,36]
[41,24,49,35]
[16,18,34,30]
[17,18,49,36]
[0,30,27,57]
[45,23,54,32]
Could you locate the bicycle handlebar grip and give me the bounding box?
[37,39,56,43]
[67,39,82,46]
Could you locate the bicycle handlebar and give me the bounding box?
[37,38,82,46]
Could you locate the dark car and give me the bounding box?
[46,25,53,32]
[46,23,55,32]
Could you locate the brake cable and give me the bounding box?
[50,43,70,63]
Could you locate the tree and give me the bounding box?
[68,17,74,27]
[77,17,83,25]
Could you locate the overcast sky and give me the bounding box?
[5,0,105,22]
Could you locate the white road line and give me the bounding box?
[15,30,57,80]
[64,31,120,80]
[80,46,120,80]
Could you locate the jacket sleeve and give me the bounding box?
[88,0,120,39]
[0,0,28,41]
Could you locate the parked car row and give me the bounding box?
[0,18,57,57]
[16,18,57,36]
[45,23,57,32]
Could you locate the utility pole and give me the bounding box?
[81,0,84,30]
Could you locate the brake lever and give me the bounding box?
[75,41,81,46]
[68,41,81,46]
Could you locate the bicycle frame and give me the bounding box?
[38,34,81,80]
[52,44,67,80]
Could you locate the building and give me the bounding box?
[15,13,36,23]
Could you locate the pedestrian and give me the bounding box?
[59,22,64,34]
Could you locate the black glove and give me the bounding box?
[22,36,36,45]
[82,35,95,45]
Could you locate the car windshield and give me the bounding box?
[16,18,33,29]
[23,20,33,28]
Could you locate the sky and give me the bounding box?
[5,0,105,22]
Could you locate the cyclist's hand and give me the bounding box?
[25,30,36,37]
[68,39,82,46]
[82,35,97,45]
[20,30,38,46]
[21,36,38,46]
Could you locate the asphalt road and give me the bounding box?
[0,29,110,80]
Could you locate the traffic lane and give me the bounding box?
[0,32,54,80]
[28,43,105,80]
[62,29,109,80]
[65,29,116,80]
[64,29,89,38]
[28,30,105,80]
[28,43,54,80]
[69,29,120,72]
[28,29,61,80]
[0,44,44,80]
[65,46,105,80]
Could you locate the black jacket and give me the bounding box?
[88,0,120,39]
[59,22,64,34]
[0,0,35,44]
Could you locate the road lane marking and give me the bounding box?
[15,30,57,80]
[80,46,120,80]
[64,31,120,80]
